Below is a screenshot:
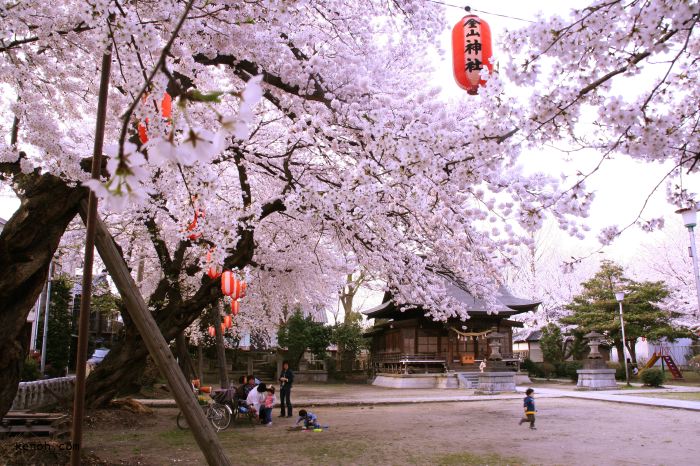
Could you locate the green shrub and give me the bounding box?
[20,357,41,382]
[555,361,583,381]
[542,362,555,379]
[640,368,665,387]
[522,359,544,378]
[607,363,627,381]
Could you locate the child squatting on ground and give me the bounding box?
[519,388,537,430]
[296,409,320,429]
[261,387,275,426]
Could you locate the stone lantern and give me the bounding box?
[584,331,603,359]
[475,328,516,395]
[486,330,506,361]
[576,330,617,390]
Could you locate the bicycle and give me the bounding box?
[176,383,232,431]
[176,402,231,431]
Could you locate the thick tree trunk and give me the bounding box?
[0,172,83,418]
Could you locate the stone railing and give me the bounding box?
[11,376,75,411]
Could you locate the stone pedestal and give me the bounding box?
[475,371,516,394]
[372,373,458,389]
[576,368,617,390]
[577,331,617,390]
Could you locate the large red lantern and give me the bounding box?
[138,92,173,143]
[221,271,241,298]
[230,299,240,316]
[223,315,232,329]
[452,14,493,94]
[207,326,215,337]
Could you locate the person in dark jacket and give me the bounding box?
[518,388,537,430]
[279,361,294,417]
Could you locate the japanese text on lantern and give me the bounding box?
[464,18,482,74]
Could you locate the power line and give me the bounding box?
[426,0,536,24]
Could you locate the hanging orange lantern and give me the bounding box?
[452,13,493,94]
[230,299,240,316]
[138,92,173,143]
[207,326,215,337]
[239,281,247,299]
[221,271,240,297]
[220,322,226,333]
[186,210,202,241]
[224,315,232,329]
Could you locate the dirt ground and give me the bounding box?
[72,398,700,465]
[4,396,698,465]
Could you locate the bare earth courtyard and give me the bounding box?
[68,396,698,465]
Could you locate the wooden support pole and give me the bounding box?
[70,49,112,466]
[79,201,232,466]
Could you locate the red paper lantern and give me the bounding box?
[224,315,232,329]
[230,299,240,316]
[220,322,226,333]
[186,209,203,241]
[221,271,241,298]
[138,92,173,143]
[207,326,215,337]
[239,281,247,299]
[207,264,222,280]
[452,15,493,94]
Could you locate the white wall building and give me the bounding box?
[610,337,695,367]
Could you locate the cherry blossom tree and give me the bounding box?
[2,0,697,414]
[633,221,700,326]
[501,0,699,225]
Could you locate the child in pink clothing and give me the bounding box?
[261,387,275,426]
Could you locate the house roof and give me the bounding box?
[363,276,540,321]
[513,329,542,343]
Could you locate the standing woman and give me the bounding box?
[279,360,294,417]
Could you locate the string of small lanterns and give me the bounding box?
[206,253,247,337]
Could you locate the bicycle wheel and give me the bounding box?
[176,411,189,430]
[207,402,231,431]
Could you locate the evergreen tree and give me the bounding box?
[561,261,689,364]
[539,323,564,363]
[37,275,73,377]
[331,320,366,371]
[277,310,332,369]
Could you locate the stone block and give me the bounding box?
[475,371,517,394]
[576,368,618,390]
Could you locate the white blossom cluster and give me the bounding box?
[3,0,695,324]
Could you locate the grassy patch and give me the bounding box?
[108,431,143,442]
[298,440,369,464]
[434,451,524,465]
[158,428,196,446]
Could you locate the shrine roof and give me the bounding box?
[363,276,540,320]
